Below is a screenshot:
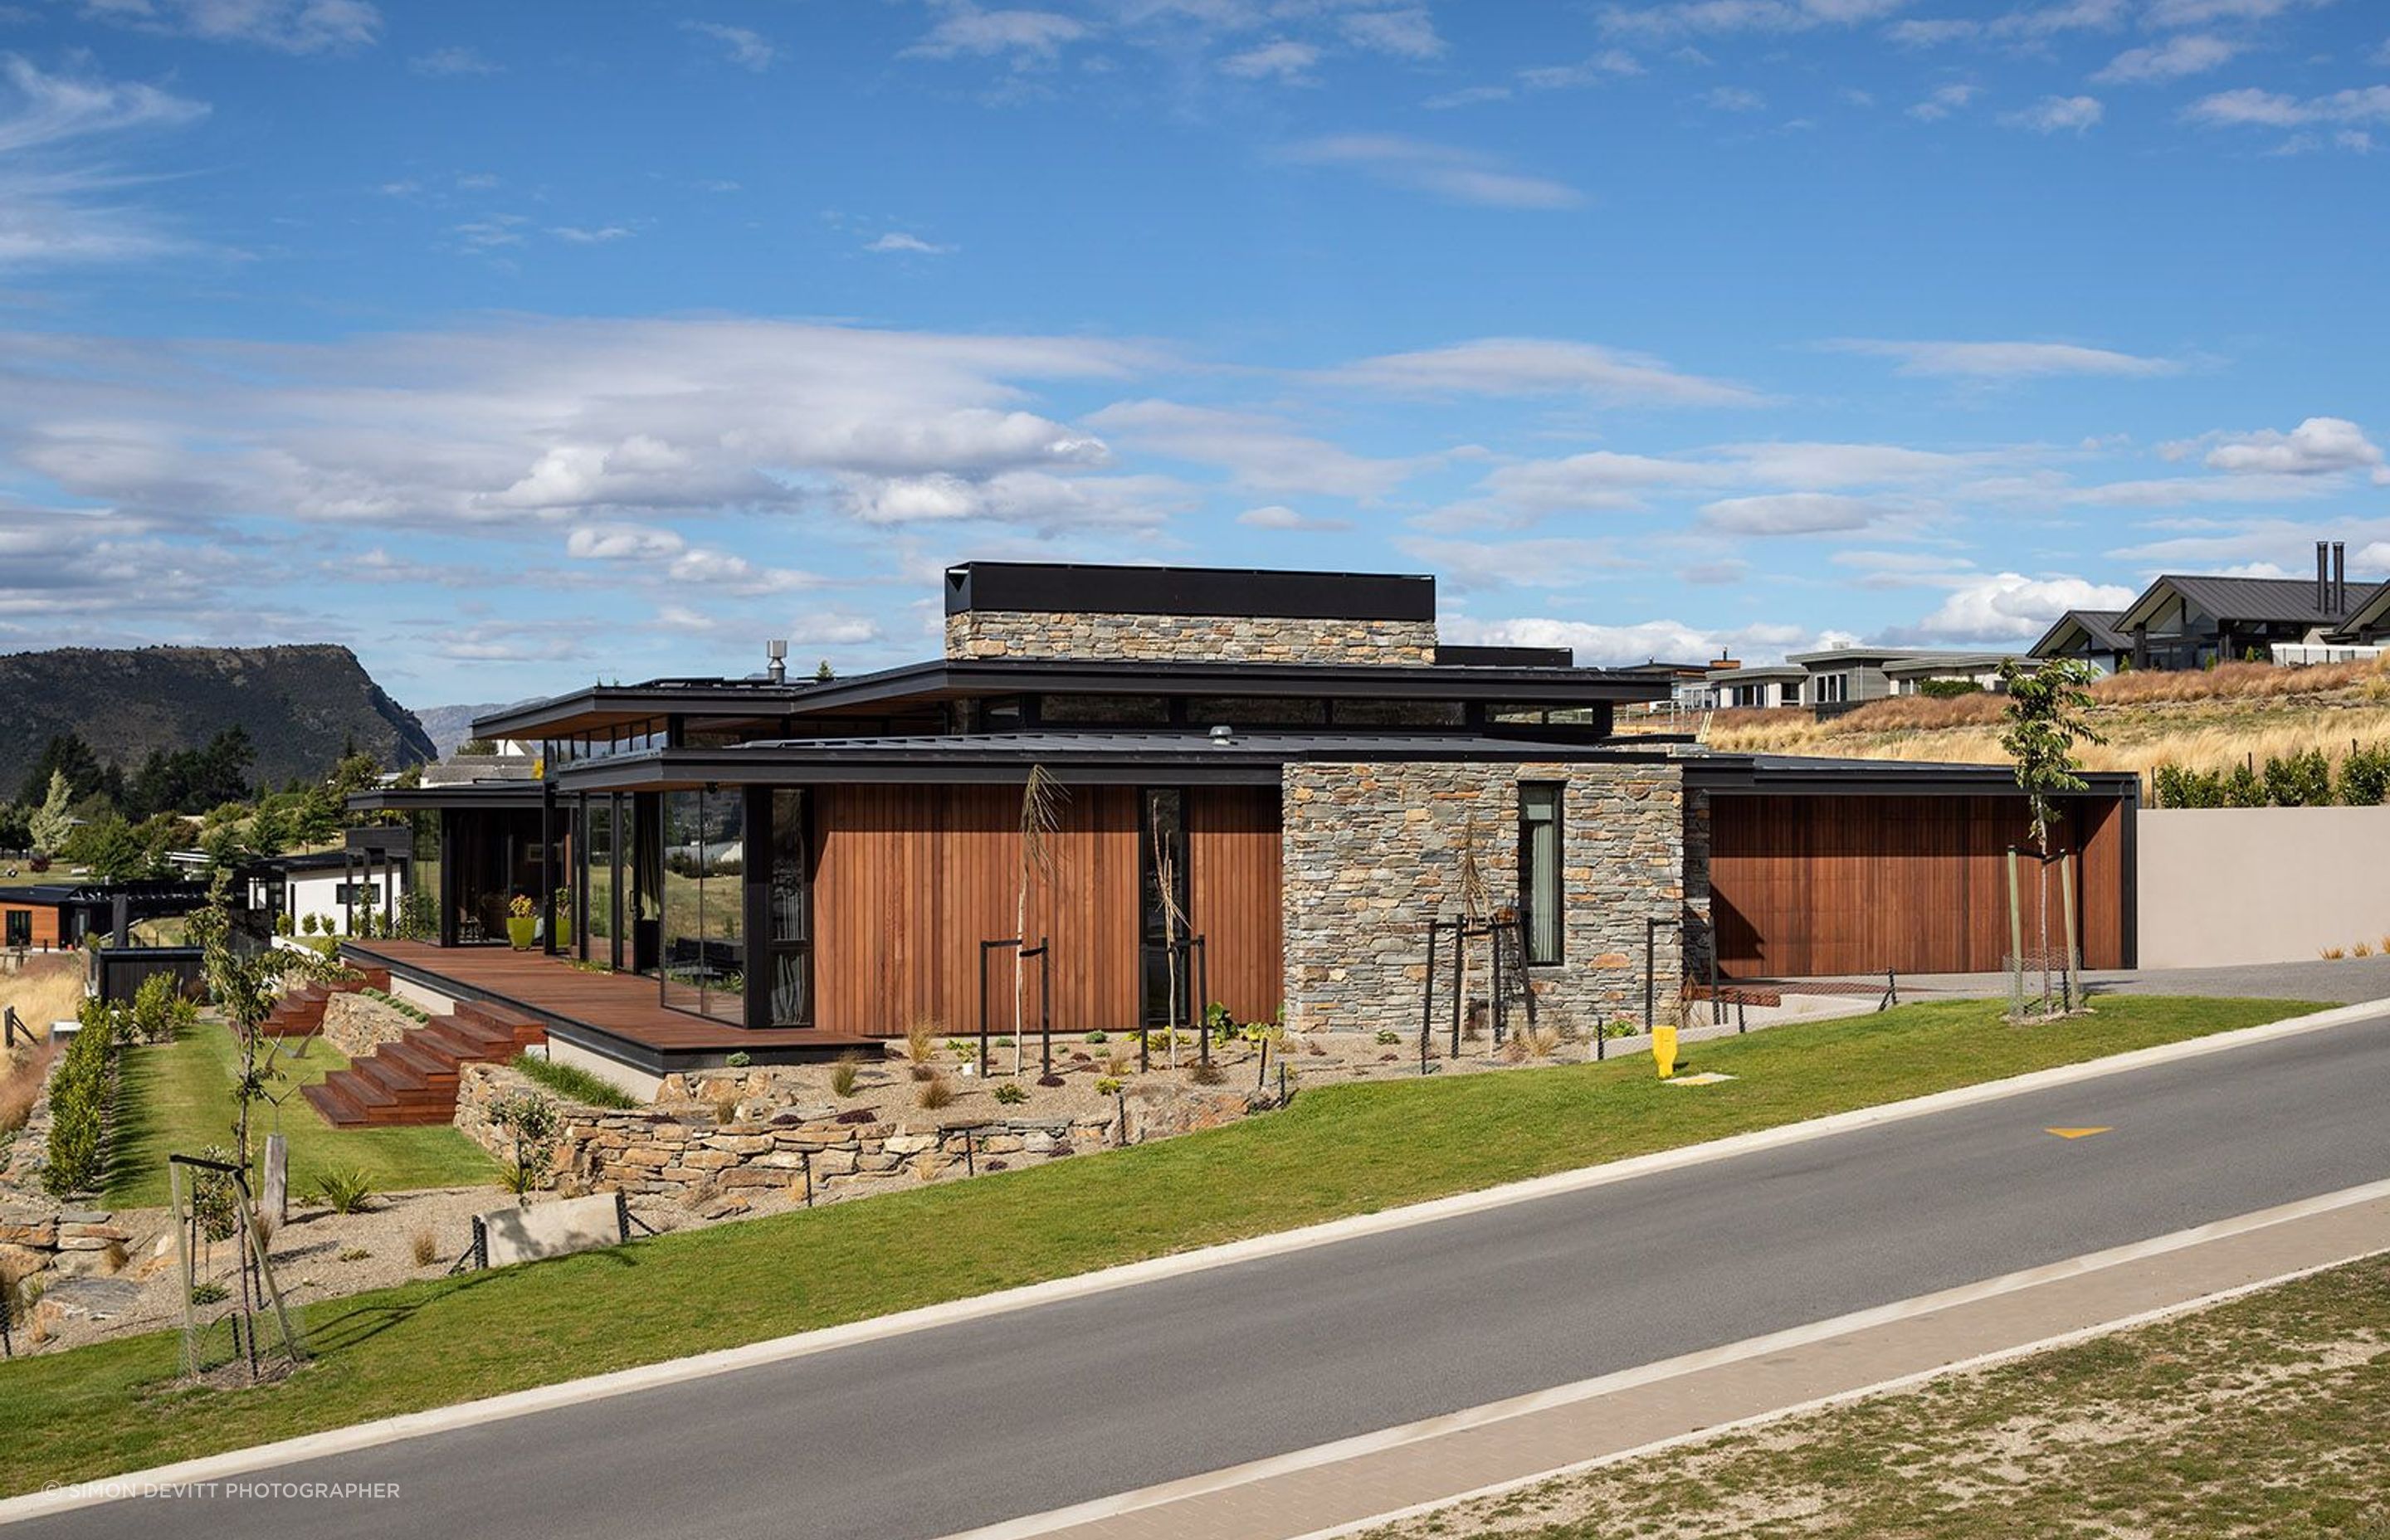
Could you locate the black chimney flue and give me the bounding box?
[2318,540,2331,611]
[2334,541,2348,614]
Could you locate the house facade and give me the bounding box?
[349,561,2138,1082]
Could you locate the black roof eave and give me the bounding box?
[1690,756,2141,800]
[346,783,544,812]
[783,658,1670,716]
[472,686,802,739]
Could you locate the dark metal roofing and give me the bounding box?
[944,561,1435,621]
[472,682,804,738]
[1433,644,1576,668]
[2029,608,2130,657]
[2119,574,2383,632]
[548,730,1682,792]
[345,780,543,812]
[1687,753,2139,799]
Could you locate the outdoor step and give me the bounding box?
[354,1053,430,1095]
[379,1038,460,1081]
[301,1079,369,1128]
[418,1021,510,1062]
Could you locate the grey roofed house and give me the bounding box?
[1705,661,1807,709]
[1780,646,2020,709]
[2029,609,2132,673]
[2110,561,2382,672]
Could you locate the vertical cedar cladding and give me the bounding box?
[1187,785,1285,1026]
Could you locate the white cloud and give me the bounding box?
[2143,0,2326,23]
[82,0,380,52]
[1698,492,1910,536]
[684,20,778,71]
[1516,50,1645,90]
[839,468,1183,529]
[1280,134,1584,209]
[1892,573,2137,645]
[865,231,956,255]
[0,57,210,269]
[1889,0,2130,46]
[566,524,686,561]
[409,45,500,76]
[1218,40,1319,82]
[1339,6,1444,59]
[1830,339,2180,378]
[549,224,633,243]
[2173,417,2389,481]
[1440,612,1817,667]
[1329,338,1761,407]
[1393,535,1634,591]
[0,317,1152,537]
[1461,438,1997,519]
[1702,85,1768,111]
[1086,398,1422,498]
[2185,85,2390,129]
[666,547,817,595]
[906,5,1087,65]
[1907,83,1980,120]
[2002,95,2104,134]
[1236,504,1354,532]
[1598,0,1910,41]
[2093,33,2237,84]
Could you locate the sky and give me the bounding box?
[1,0,2386,711]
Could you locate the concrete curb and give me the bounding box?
[1,994,2381,1525]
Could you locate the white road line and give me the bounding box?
[949,1178,2390,1540]
[0,996,2380,1526]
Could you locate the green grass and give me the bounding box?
[1365,1255,2390,1539]
[1,993,2322,1496]
[507,1051,638,1110]
[101,1021,500,1208]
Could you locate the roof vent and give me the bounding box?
[766,638,788,685]
[1208,724,1236,746]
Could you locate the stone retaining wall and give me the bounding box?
[319,992,418,1060]
[1283,759,1694,1037]
[945,611,1436,665]
[455,1064,1261,1206]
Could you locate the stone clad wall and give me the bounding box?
[944,611,1436,665]
[1281,760,1695,1036]
[319,992,417,1060]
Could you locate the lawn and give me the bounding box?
[0,992,2326,1497]
[101,1020,499,1208]
[1364,1254,2390,1540]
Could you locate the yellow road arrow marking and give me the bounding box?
[2046,1126,2113,1140]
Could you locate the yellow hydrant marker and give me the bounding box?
[2045,1126,2113,1139]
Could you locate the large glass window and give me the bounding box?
[1519,782,1563,967]
[1184,696,1327,728]
[661,787,746,1022]
[1041,694,1170,725]
[1139,788,1191,1027]
[583,797,616,967]
[766,790,809,1026]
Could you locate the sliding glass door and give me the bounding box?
[660,787,747,1022]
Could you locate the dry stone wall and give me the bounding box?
[945,611,1436,665]
[1282,759,1695,1036]
[319,992,417,1061]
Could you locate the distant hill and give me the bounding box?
[413,700,538,758]
[0,645,436,798]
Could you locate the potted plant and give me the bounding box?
[551,887,573,949]
[505,894,537,950]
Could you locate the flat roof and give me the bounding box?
[1880,653,2015,675]
[347,781,543,812]
[1687,753,2140,799]
[944,561,1436,621]
[472,682,802,739]
[1706,664,1805,682]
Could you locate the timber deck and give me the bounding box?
[339,939,877,1073]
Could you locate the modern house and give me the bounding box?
[345,560,2139,1091]
[1,879,214,952]
[1705,663,1807,709]
[1882,653,2015,695]
[240,827,412,937]
[2063,543,2385,673]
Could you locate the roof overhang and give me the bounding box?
[346,782,544,812]
[473,685,803,740]
[1690,754,2141,800]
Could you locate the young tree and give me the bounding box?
[188,878,315,1181]
[27,769,75,857]
[1012,766,1063,1077]
[1996,657,2105,1011]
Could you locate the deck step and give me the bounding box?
[305,1003,532,1129]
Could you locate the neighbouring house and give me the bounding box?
[0,879,214,952]
[1612,659,1725,715]
[1783,646,2029,713]
[240,826,412,937]
[1882,653,2015,696]
[2028,610,2133,676]
[344,560,2139,1092]
[1705,662,1806,710]
[2076,543,2386,673]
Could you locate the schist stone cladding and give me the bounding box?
[1281,759,1698,1037]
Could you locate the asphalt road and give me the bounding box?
[17,1009,2390,1540]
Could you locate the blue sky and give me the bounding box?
[2,0,2386,710]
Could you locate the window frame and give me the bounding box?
[1517,781,1565,968]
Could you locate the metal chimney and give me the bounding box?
[766,638,788,685]
[2318,541,2331,612]
[2334,542,2348,614]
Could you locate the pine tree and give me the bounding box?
[27,770,74,856]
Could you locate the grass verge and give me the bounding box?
[101,1021,499,1208]
[507,1051,637,1110]
[1366,1252,2390,1540]
[0,993,2327,1497]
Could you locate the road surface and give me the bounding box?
[12,1007,2390,1540]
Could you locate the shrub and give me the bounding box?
[904,1018,939,1064]
[2340,743,2390,807]
[916,1074,955,1110]
[992,1080,1027,1105]
[128,972,182,1045]
[310,1167,376,1214]
[910,1062,937,1082]
[301,913,319,937]
[410,1228,439,1267]
[2261,748,2334,807]
[189,1143,241,1241]
[2356,942,2377,958]
[189,1281,230,1306]
[274,911,294,937]
[1373,1028,1402,1046]
[2321,946,2348,960]
[2222,761,2266,807]
[828,1052,864,1099]
[1094,1077,1122,1096]
[41,997,120,1196]
[1082,1030,1108,1045]
[725,1050,752,1069]
[1917,678,1983,699]
[509,1051,637,1110]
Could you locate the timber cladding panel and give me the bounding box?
[810,784,1143,1037]
[1188,786,1284,1026]
[3,904,61,949]
[1706,793,2128,977]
